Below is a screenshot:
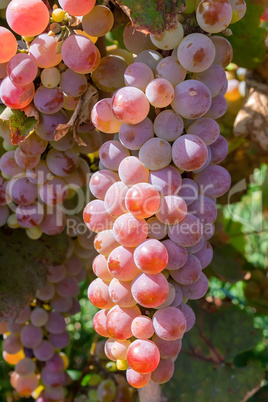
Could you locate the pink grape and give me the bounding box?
[26,161,52,185]
[49,331,70,349]
[177,178,198,206]
[145,78,174,108]
[125,183,160,219]
[0,27,17,63]
[33,340,55,361]
[194,241,213,269]
[6,0,49,37]
[131,315,155,340]
[10,177,38,206]
[50,295,72,313]
[180,272,209,299]
[34,86,64,115]
[195,64,228,97]
[46,354,64,373]
[66,256,84,277]
[91,98,122,134]
[188,194,218,224]
[83,200,115,233]
[15,147,40,169]
[148,165,182,197]
[112,339,131,360]
[3,334,21,354]
[131,272,169,308]
[35,111,68,141]
[113,213,148,248]
[56,276,79,298]
[93,309,109,338]
[118,156,149,187]
[38,207,66,235]
[147,217,168,240]
[172,134,208,172]
[126,369,151,388]
[127,339,160,374]
[169,255,202,285]
[204,94,227,119]
[88,278,114,309]
[123,22,156,55]
[152,335,182,359]
[36,283,55,301]
[99,140,130,171]
[107,246,140,281]
[41,367,65,387]
[60,68,87,97]
[93,254,113,282]
[15,358,36,376]
[162,239,188,270]
[20,325,43,348]
[0,76,35,109]
[134,239,168,274]
[19,133,47,156]
[7,54,38,87]
[177,304,196,332]
[139,138,172,171]
[93,230,120,257]
[203,223,215,240]
[152,306,186,341]
[169,280,184,307]
[45,312,66,334]
[154,110,184,142]
[209,134,229,164]
[16,202,44,228]
[111,87,150,124]
[109,278,136,307]
[118,117,154,150]
[156,195,187,225]
[30,34,63,68]
[59,0,96,16]
[177,33,215,73]
[186,117,220,145]
[124,62,154,91]
[195,165,231,198]
[15,374,39,397]
[155,56,186,86]
[61,34,100,74]
[89,170,119,201]
[210,36,233,68]
[171,80,212,119]
[187,236,205,254]
[168,214,203,247]
[151,359,175,384]
[39,177,68,206]
[104,181,128,217]
[106,305,141,340]
[196,0,233,33]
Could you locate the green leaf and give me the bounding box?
[0,106,39,146]
[115,0,186,35]
[163,302,264,401]
[227,0,266,69]
[209,244,246,283]
[0,228,68,321]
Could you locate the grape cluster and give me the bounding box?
[0,240,86,400]
[82,0,246,389]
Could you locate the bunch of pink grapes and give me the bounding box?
[0,240,87,400]
[84,0,246,389]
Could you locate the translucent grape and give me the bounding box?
[108,48,134,65]
[0,77,35,109]
[186,117,220,145]
[33,340,55,361]
[195,165,231,198]
[177,178,199,206]
[156,195,187,225]
[153,306,186,340]
[135,49,163,71]
[210,36,233,68]
[20,325,43,348]
[88,278,114,309]
[39,177,68,206]
[15,147,40,169]
[113,213,148,248]
[124,62,154,92]
[188,194,217,224]
[30,34,63,68]
[195,64,228,97]
[139,138,172,171]
[34,86,64,115]
[107,245,140,281]
[93,309,109,338]
[177,304,195,331]
[93,254,113,282]
[204,93,227,119]
[148,165,182,197]
[118,118,154,151]
[109,278,136,307]
[229,0,246,23]
[145,78,174,108]
[104,181,128,218]
[162,239,188,270]
[82,5,114,36]
[91,98,122,134]
[125,183,161,219]
[38,206,66,236]
[46,148,78,177]
[83,200,115,233]
[15,373,39,397]
[94,230,120,256]
[196,0,233,33]
[187,236,205,254]
[194,241,213,269]
[0,27,18,63]
[10,176,38,206]
[15,358,36,376]
[180,272,209,299]
[127,339,160,374]
[209,134,229,164]
[147,217,168,240]
[7,54,38,87]
[59,0,96,16]
[131,315,154,340]
[112,87,150,125]
[16,202,44,228]
[168,214,203,247]
[151,359,175,384]
[123,22,156,54]
[154,110,184,142]
[92,56,127,92]
[134,239,168,274]
[19,135,46,158]
[112,339,131,360]
[6,0,49,37]
[99,140,130,171]
[131,272,169,308]
[171,79,212,119]
[126,368,151,388]
[61,34,100,74]
[118,156,149,187]
[35,111,68,141]
[155,56,186,87]
[152,335,182,359]
[106,305,141,340]
[170,255,202,285]
[172,134,208,171]
[150,21,184,50]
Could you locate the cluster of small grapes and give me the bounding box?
[83,0,247,389]
[0,245,86,400]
